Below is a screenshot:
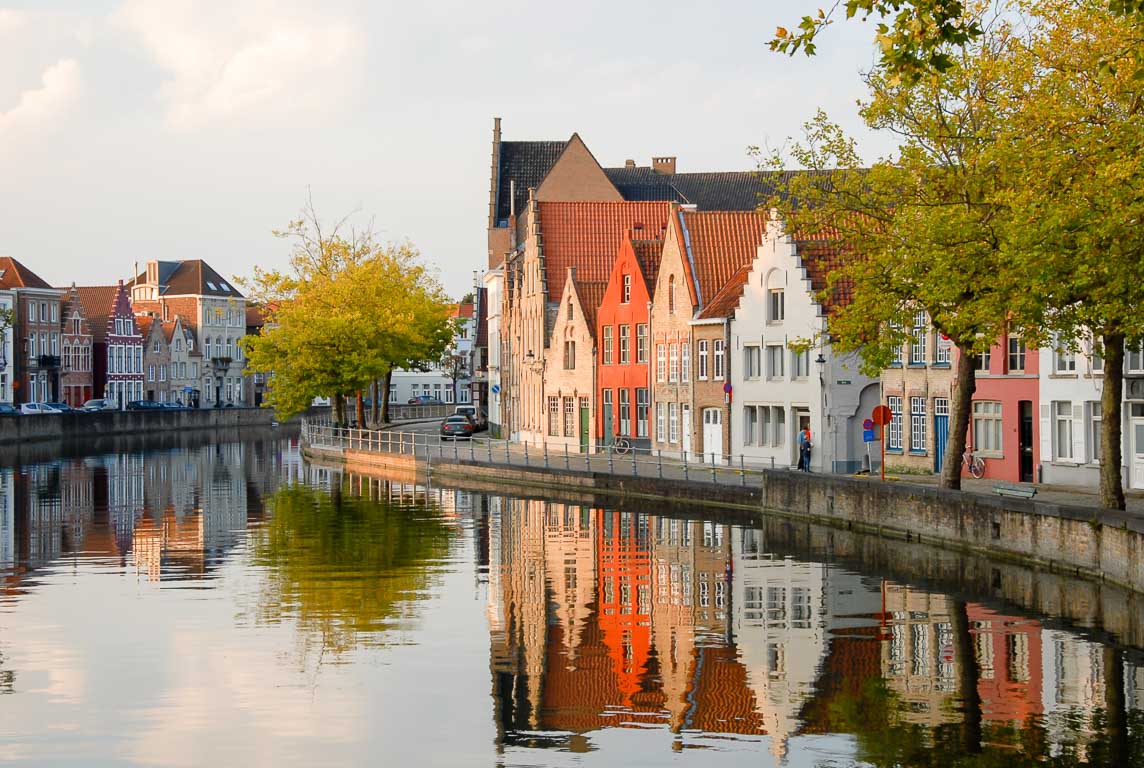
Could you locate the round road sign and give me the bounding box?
[862,418,874,430]
[871,405,893,426]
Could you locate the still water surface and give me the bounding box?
[0,436,1141,766]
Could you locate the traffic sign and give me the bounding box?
[862,418,874,430]
[871,405,892,426]
[723,382,732,394]
[863,429,876,443]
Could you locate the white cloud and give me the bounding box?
[0,59,81,136]
[116,0,360,130]
[0,9,28,37]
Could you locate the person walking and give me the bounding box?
[798,426,813,472]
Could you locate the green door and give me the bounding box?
[579,403,589,453]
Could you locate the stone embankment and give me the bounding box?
[303,434,1144,596]
[0,407,281,444]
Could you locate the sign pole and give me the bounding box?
[880,423,885,481]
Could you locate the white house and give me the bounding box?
[483,268,504,435]
[1038,336,1144,490]
[0,289,15,404]
[729,214,879,473]
[389,302,475,405]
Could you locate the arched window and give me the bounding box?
[567,299,573,321]
[668,275,675,314]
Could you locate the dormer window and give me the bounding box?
[622,274,631,304]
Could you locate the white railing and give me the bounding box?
[301,419,812,487]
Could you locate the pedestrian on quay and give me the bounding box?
[798,426,813,472]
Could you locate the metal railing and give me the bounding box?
[301,419,808,487]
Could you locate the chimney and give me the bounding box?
[624,159,636,168]
[652,156,676,175]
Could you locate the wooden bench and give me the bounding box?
[993,482,1037,499]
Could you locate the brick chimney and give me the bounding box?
[652,156,676,175]
[624,159,636,168]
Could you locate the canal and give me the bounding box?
[0,433,1141,766]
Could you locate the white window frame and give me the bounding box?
[669,343,679,383]
[636,324,648,364]
[698,340,709,380]
[909,396,927,454]
[766,345,784,380]
[656,402,666,442]
[713,340,724,380]
[656,344,666,382]
[1054,401,1074,460]
[768,289,785,322]
[744,345,761,379]
[669,402,679,444]
[910,311,927,364]
[972,400,1003,456]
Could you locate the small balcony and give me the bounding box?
[37,355,61,369]
[210,356,233,370]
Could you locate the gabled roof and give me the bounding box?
[629,238,664,292]
[697,264,751,320]
[161,320,177,344]
[73,286,119,344]
[605,168,801,212]
[495,140,569,223]
[452,302,475,319]
[537,201,672,304]
[0,257,53,290]
[130,259,243,298]
[573,280,608,338]
[680,210,765,311]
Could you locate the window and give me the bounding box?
[681,342,690,381]
[935,334,951,364]
[974,350,992,372]
[1089,401,1102,462]
[445,387,454,404]
[1127,340,1144,372]
[50,333,58,355]
[50,303,57,322]
[773,406,786,447]
[744,346,761,379]
[27,301,35,323]
[636,389,649,438]
[388,384,397,403]
[152,339,160,353]
[564,397,575,437]
[668,275,676,313]
[698,340,709,379]
[766,345,784,379]
[1091,338,1104,372]
[1054,401,1073,460]
[973,401,1003,454]
[744,406,758,445]
[619,325,631,364]
[887,398,904,448]
[192,362,198,378]
[792,349,809,378]
[39,303,46,322]
[159,365,167,382]
[656,344,666,382]
[619,389,631,436]
[669,343,679,382]
[603,326,614,365]
[567,300,573,321]
[669,402,679,443]
[563,340,576,370]
[1053,335,1075,373]
[622,274,631,303]
[656,402,666,442]
[637,324,648,363]
[713,340,725,379]
[1007,336,1026,372]
[148,365,155,382]
[909,397,927,453]
[769,289,785,322]
[910,311,927,364]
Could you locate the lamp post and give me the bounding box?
[815,351,827,473]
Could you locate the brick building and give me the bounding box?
[140,316,172,402]
[0,257,65,405]
[59,286,93,407]
[541,270,602,453]
[76,282,144,406]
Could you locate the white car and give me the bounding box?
[20,402,54,415]
[82,399,116,412]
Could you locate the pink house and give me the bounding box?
[959,335,1040,482]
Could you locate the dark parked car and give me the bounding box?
[440,415,475,439]
[126,400,165,411]
[408,395,444,405]
[0,404,18,415]
[44,402,75,413]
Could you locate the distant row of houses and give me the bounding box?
[474,119,1144,491]
[0,256,262,408]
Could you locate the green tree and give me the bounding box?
[997,0,1144,509]
[766,10,1032,489]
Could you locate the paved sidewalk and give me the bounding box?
[884,472,1144,514]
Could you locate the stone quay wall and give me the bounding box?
[303,441,1144,596]
[0,407,281,444]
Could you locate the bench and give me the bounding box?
[993,482,1037,499]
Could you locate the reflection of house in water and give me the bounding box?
[880,584,961,729]
[0,469,13,572]
[1041,629,1110,760]
[106,453,146,557]
[967,605,1042,728]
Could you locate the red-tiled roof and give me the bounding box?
[538,202,672,304]
[574,280,608,337]
[245,304,265,329]
[161,320,177,344]
[136,316,155,338]
[0,257,52,290]
[797,240,851,314]
[452,302,475,319]
[73,286,118,344]
[680,211,764,311]
[630,238,664,292]
[697,264,750,320]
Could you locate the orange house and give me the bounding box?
[596,231,663,449]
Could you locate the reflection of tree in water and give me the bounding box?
[251,482,456,658]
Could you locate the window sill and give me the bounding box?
[1051,459,1082,467]
[1048,373,1078,379]
[932,362,951,369]
[886,448,904,455]
[889,363,902,368]
[977,452,1003,460]
[908,450,928,456]
[907,362,927,368]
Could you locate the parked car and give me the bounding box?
[453,405,486,430]
[0,404,18,415]
[408,395,444,405]
[126,400,165,411]
[20,402,54,415]
[82,398,117,412]
[161,402,189,410]
[440,414,476,440]
[43,402,75,413]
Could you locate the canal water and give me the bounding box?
[0,435,1141,767]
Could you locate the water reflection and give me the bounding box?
[485,495,1144,765]
[0,438,1142,766]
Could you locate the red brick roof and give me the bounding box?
[451,302,475,319]
[73,286,119,344]
[161,320,177,344]
[796,231,852,314]
[136,316,155,338]
[538,202,672,304]
[245,304,265,329]
[0,257,52,290]
[574,280,608,337]
[680,211,764,312]
[697,264,750,320]
[629,237,664,292]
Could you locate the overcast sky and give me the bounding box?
[0,1,893,299]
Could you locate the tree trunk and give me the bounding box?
[380,369,393,424]
[333,393,346,426]
[940,344,978,490]
[951,600,982,755]
[370,380,380,428]
[1103,646,1129,767]
[1101,332,1126,510]
[355,390,365,427]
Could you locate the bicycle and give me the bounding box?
[612,436,632,455]
[963,450,985,479]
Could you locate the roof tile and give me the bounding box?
[681,210,765,310]
[0,257,52,290]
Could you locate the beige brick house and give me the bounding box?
[880,313,954,473]
[541,270,603,453]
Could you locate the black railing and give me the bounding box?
[37,355,61,368]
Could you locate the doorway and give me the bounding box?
[601,389,613,448]
[1018,400,1034,482]
[579,398,589,454]
[681,404,692,457]
[1131,403,1144,490]
[702,408,722,463]
[796,410,810,466]
[934,398,950,473]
